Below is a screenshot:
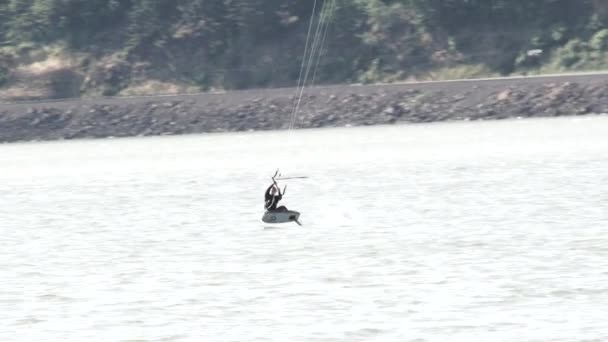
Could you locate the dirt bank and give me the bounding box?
[1,73,608,143]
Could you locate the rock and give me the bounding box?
[496,90,511,101]
[383,106,395,115]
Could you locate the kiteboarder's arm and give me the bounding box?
[272,179,282,196]
[265,184,274,196]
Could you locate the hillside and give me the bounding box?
[1,0,608,101]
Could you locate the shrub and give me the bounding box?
[590,29,608,51]
[0,67,8,86]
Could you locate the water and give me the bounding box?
[1,116,608,342]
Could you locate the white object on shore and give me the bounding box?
[262,210,301,225]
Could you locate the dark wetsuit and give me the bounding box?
[264,185,286,211]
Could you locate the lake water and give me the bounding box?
[1,116,608,342]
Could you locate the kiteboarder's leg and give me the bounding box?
[276,206,288,212]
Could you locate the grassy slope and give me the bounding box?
[1,0,608,101]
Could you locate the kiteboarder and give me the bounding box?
[262,170,301,226]
[264,181,287,212]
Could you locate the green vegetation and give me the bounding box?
[0,67,8,86]
[0,0,607,99]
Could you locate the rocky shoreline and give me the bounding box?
[1,73,608,143]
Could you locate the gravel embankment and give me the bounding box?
[1,73,608,143]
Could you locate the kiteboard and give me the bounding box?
[262,210,301,225]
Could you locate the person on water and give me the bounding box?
[264,183,288,212]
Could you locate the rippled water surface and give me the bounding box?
[2,116,608,342]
